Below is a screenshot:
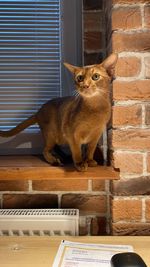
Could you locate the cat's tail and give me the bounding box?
[0,115,37,137]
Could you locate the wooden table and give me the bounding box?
[0,236,149,266]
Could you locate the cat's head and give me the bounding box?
[64,53,118,98]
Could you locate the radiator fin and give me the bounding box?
[0,209,79,236]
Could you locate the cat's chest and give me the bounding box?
[75,111,109,144]
[78,123,102,144]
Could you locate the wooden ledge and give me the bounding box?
[0,155,120,180]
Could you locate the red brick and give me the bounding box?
[113,80,150,101]
[91,217,107,235]
[61,194,107,215]
[84,11,103,32]
[79,224,88,236]
[112,32,150,52]
[112,222,150,236]
[113,0,150,3]
[113,152,143,174]
[0,181,28,191]
[92,180,106,191]
[145,104,150,125]
[79,216,107,235]
[112,7,142,30]
[112,198,142,222]
[3,194,58,209]
[147,153,150,172]
[112,129,150,150]
[144,57,150,78]
[32,180,88,191]
[112,105,142,127]
[145,199,150,221]
[116,57,141,77]
[84,32,103,52]
[144,5,150,28]
[112,176,150,196]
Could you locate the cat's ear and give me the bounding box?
[64,62,78,74]
[102,53,118,78]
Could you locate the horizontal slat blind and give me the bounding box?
[0,0,61,132]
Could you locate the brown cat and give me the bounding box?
[0,53,118,171]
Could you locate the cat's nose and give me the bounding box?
[83,84,89,89]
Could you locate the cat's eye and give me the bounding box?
[92,73,100,81]
[76,75,84,82]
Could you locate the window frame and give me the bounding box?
[0,0,83,155]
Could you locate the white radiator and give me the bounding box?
[0,209,79,236]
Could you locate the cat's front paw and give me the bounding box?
[52,157,64,166]
[87,159,98,167]
[43,151,63,166]
[75,161,88,172]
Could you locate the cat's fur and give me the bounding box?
[0,53,118,171]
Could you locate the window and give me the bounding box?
[0,0,82,154]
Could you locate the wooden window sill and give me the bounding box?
[0,155,120,180]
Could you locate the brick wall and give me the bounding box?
[0,179,109,235]
[110,0,150,235]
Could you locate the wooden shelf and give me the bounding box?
[0,155,120,180]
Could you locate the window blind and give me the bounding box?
[0,0,61,132]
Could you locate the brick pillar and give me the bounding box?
[83,0,104,65]
[110,0,150,235]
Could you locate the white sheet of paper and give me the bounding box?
[52,240,133,267]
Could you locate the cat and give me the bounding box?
[0,53,118,171]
